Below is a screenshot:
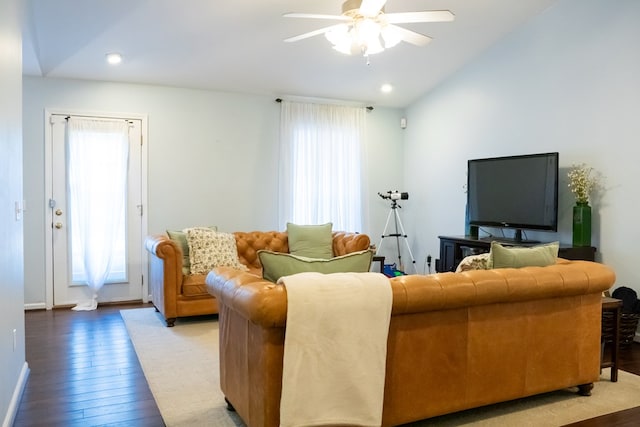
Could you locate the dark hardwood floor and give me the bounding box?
[14,303,640,426]
[15,303,164,427]
[564,341,640,427]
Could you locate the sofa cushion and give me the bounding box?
[258,249,374,283]
[490,241,559,269]
[187,228,247,275]
[287,222,333,259]
[167,226,217,275]
[181,274,210,297]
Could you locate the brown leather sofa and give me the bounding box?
[144,231,370,326]
[206,259,615,427]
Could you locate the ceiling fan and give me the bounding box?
[283,0,454,57]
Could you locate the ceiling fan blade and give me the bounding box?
[390,25,432,46]
[284,24,345,43]
[283,12,350,21]
[386,10,455,24]
[359,0,387,17]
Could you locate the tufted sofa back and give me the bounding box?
[234,231,289,271]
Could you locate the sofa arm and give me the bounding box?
[206,268,287,328]
[145,234,184,323]
[145,234,183,276]
[332,232,370,256]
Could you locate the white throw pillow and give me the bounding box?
[185,227,247,275]
[455,253,491,273]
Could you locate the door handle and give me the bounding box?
[54,222,63,229]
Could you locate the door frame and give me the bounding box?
[44,108,149,309]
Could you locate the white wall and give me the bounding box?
[0,0,27,425]
[22,77,405,305]
[404,0,640,293]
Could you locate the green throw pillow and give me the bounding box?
[286,222,333,259]
[490,241,559,269]
[167,226,217,275]
[258,249,374,283]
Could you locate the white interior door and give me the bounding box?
[48,113,146,307]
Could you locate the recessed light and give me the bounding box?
[380,83,393,93]
[105,52,123,65]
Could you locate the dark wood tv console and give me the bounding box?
[437,235,596,273]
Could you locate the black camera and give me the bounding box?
[378,191,409,201]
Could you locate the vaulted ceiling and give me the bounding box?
[23,0,558,108]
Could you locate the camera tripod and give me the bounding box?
[377,200,417,274]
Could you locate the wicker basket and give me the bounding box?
[602,311,640,348]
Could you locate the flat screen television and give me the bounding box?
[467,152,558,242]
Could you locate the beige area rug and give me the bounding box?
[121,307,640,427]
[120,308,244,426]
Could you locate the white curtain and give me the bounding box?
[67,118,129,311]
[279,101,365,231]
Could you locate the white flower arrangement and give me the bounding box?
[567,163,598,204]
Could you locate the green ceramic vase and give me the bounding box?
[572,202,591,247]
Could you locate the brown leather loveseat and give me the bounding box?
[206,259,615,426]
[145,231,370,326]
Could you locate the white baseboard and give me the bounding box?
[2,362,30,427]
[25,300,155,311]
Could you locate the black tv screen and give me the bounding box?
[467,152,558,236]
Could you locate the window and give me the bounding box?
[279,101,365,231]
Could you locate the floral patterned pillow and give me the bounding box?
[185,227,247,275]
[455,253,491,273]
[167,226,217,275]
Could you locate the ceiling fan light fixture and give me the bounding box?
[326,25,356,54]
[325,23,375,56]
[354,19,383,55]
[363,37,384,56]
[332,40,356,55]
[354,19,380,43]
[326,19,387,56]
[381,25,402,48]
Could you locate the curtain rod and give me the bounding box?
[63,115,132,123]
[275,98,373,111]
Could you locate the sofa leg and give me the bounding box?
[225,397,236,412]
[165,317,176,327]
[577,383,593,396]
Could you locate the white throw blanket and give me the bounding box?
[278,272,393,427]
